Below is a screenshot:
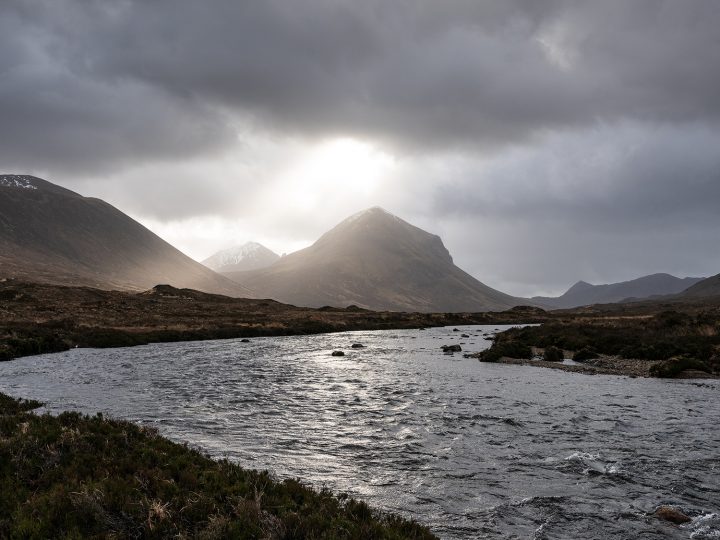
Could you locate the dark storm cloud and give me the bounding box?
[0,2,233,173]
[2,0,719,172]
[428,122,720,294]
[2,0,719,294]
[433,122,720,225]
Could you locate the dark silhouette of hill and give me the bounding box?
[0,174,250,296]
[533,273,704,309]
[680,273,720,298]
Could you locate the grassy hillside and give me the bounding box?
[0,392,436,539]
[0,175,250,296]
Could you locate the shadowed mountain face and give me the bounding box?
[533,273,705,309]
[202,242,280,273]
[224,207,523,312]
[0,175,251,296]
[680,273,720,298]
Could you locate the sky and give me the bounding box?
[2,0,719,297]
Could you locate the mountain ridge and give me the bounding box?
[533,273,705,309]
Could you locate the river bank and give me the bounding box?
[0,391,436,539]
[472,309,720,379]
[492,355,720,378]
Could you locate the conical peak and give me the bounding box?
[321,207,415,240]
[344,206,398,223]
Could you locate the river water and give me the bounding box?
[1,325,718,539]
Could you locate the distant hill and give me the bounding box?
[0,174,251,296]
[533,273,705,309]
[224,207,525,312]
[679,273,720,298]
[202,242,279,273]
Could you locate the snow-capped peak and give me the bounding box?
[202,242,280,272]
[215,242,265,265]
[0,175,38,190]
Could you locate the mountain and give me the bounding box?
[0,174,251,296]
[224,207,524,312]
[533,273,705,309]
[679,273,720,298]
[202,242,280,273]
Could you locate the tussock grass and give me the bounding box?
[0,392,436,539]
[478,310,720,376]
[476,342,533,363]
[649,357,711,378]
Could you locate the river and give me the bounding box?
[1,325,718,539]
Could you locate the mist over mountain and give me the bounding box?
[202,242,280,273]
[0,175,251,296]
[533,273,705,309]
[224,207,525,312]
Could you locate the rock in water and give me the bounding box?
[441,345,462,353]
[351,343,365,349]
[331,351,345,357]
[654,506,692,524]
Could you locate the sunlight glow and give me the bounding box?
[277,138,395,212]
[132,138,397,262]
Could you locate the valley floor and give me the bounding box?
[3,278,720,380]
[0,279,546,362]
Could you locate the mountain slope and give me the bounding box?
[225,207,524,312]
[202,242,280,272]
[0,174,251,296]
[679,273,720,298]
[533,273,705,308]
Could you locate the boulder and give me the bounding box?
[543,346,564,362]
[331,350,345,357]
[351,343,365,349]
[441,344,462,353]
[240,338,250,343]
[654,506,691,524]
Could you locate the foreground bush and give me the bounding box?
[0,393,436,539]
